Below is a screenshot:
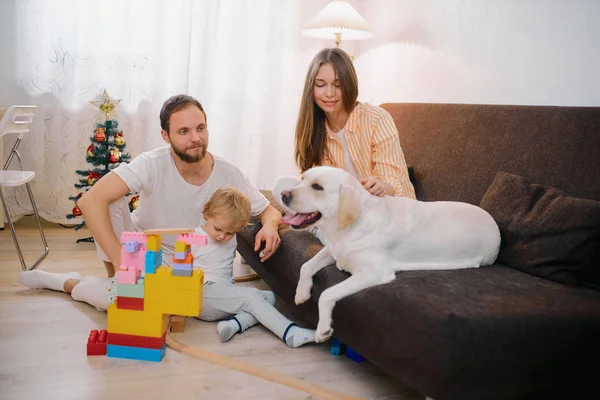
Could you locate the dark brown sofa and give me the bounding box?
[236,103,600,400]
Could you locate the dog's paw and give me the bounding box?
[315,322,333,343]
[294,281,312,305]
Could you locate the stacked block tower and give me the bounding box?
[89,230,207,362]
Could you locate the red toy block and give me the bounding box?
[116,296,144,311]
[87,329,107,356]
[107,331,166,349]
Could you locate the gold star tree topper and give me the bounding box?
[90,89,122,120]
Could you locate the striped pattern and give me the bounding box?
[323,102,416,198]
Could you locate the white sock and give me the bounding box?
[70,276,111,311]
[19,270,82,292]
[285,325,316,348]
[216,319,240,343]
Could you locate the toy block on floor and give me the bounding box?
[331,337,345,356]
[106,230,207,363]
[170,316,186,333]
[87,329,107,356]
[117,296,144,311]
[107,332,166,349]
[345,346,366,363]
[107,344,166,362]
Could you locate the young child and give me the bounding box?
[19,187,316,348]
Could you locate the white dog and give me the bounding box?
[272,166,501,343]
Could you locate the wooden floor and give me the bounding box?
[0,217,422,400]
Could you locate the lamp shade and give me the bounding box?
[302,1,374,41]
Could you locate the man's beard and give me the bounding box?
[173,143,207,163]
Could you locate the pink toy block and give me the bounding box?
[117,267,141,284]
[120,246,147,272]
[120,232,148,245]
[178,233,208,246]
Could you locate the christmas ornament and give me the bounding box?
[94,128,106,143]
[72,205,82,217]
[90,89,122,121]
[129,195,140,211]
[109,148,121,163]
[86,144,95,157]
[87,171,101,186]
[114,132,125,146]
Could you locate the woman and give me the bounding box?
[294,48,415,199]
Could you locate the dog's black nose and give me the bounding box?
[281,190,292,206]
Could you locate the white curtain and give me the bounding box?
[1,0,333,224]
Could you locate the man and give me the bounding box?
[77,94,281,277]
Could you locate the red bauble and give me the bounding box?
[94,128,106,143]
[129,195,140,211]
[72,205,82,217]
[86,144,94,157]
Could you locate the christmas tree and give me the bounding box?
[66,89,137,230]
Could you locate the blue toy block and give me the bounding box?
[345,346,366,363]
[331,337,345,356]
[106,344,166,362]
[172,263,192,271]
[124,240,141,254]
[174,251,189,260]
[145,249,162,274]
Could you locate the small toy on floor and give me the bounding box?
[87,329,108,356]
[330,337,366,363]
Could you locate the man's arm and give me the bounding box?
[254,204,282,262]
[77,172,132,270]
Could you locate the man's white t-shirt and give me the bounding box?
[112,146,268,265]
[192,226,236,284]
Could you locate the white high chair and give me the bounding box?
[0,105,49,270]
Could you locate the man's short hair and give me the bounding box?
[160,94,206,134]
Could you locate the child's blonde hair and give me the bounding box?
[203,187,251,232]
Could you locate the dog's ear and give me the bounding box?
[338,184,362,229]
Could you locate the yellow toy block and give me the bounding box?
[144,266,204,317]
[174,241,191,252]
[107,303,168,337]
[146,235,162,252]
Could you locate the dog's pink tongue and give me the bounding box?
[281,213,309,226]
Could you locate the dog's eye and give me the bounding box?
[311,183,324,191]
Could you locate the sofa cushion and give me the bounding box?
[480,171,600,289]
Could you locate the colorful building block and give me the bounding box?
[146,235,162,252]
[173,252,193,265]
[171,269,192,277]
[107,332,166,349]
[107,344,166,362]
[117,296,144,311]
[103,230,206,363]
[170,316,186,333]
[116,278,145,298]
[178,233,208,246]
[124,240,141,253]
[116,267,141,285]
[87,329,107,356]
[331,337,345,356]
[174,251,190,261]
[346,346,366,363]
[145,249,162,274]
[174,241,191,252]
[120,232,147,245]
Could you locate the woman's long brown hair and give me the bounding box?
[294,48,358,172]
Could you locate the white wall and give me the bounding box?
[348,0,600,106]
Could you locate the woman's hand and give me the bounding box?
[360,176,386,197]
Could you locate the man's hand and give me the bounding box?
[360,176,386,197]
[255,204,282,262]
[254,223,281,262]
